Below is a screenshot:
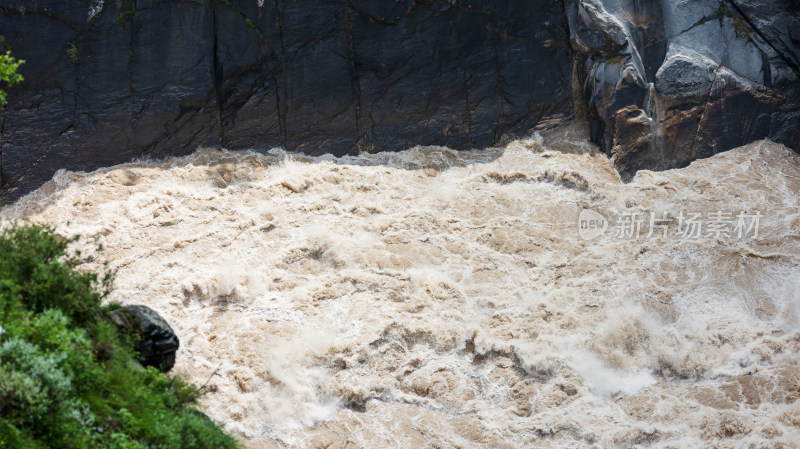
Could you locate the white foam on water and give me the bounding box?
[4,126,800,448]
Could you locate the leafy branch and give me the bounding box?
[0,50,24,112]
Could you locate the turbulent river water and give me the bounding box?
[4,125,800,448]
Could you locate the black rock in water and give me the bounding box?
[110,305,180,373]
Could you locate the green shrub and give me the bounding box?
[0,224,112,325]
[67,43,78,64]
[0,337,78,428]
[0,224,239,449]
[116,1,139,26]
[0,50,23,112]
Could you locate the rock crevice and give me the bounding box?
[567,0,800,180]
[0,0,798,201]
[0,0,573,202]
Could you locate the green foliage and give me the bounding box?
[67,43,78,64]
[0,50,24,112]
[732,17,749,37]
[116,1,139,27]
[0,224,112,326]
[0,224,239,449]
[603,52,628,64]
[0,337,80,431]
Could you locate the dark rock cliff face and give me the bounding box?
[0,0,572,202]
[567,0,800,180]
[0,0,798,202]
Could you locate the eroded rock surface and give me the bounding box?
[568,0,800,180]
[0,0,571,202]
[1,0,798,200]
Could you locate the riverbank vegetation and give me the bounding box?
[0,224,239,449]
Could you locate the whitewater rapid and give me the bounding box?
[4,125,800,448]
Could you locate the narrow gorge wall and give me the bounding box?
[0,0,573,202]
[1,0,799,202]
[568,0,800,180]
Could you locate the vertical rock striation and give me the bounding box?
[1,0,797,201]
[0,0,572,202]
